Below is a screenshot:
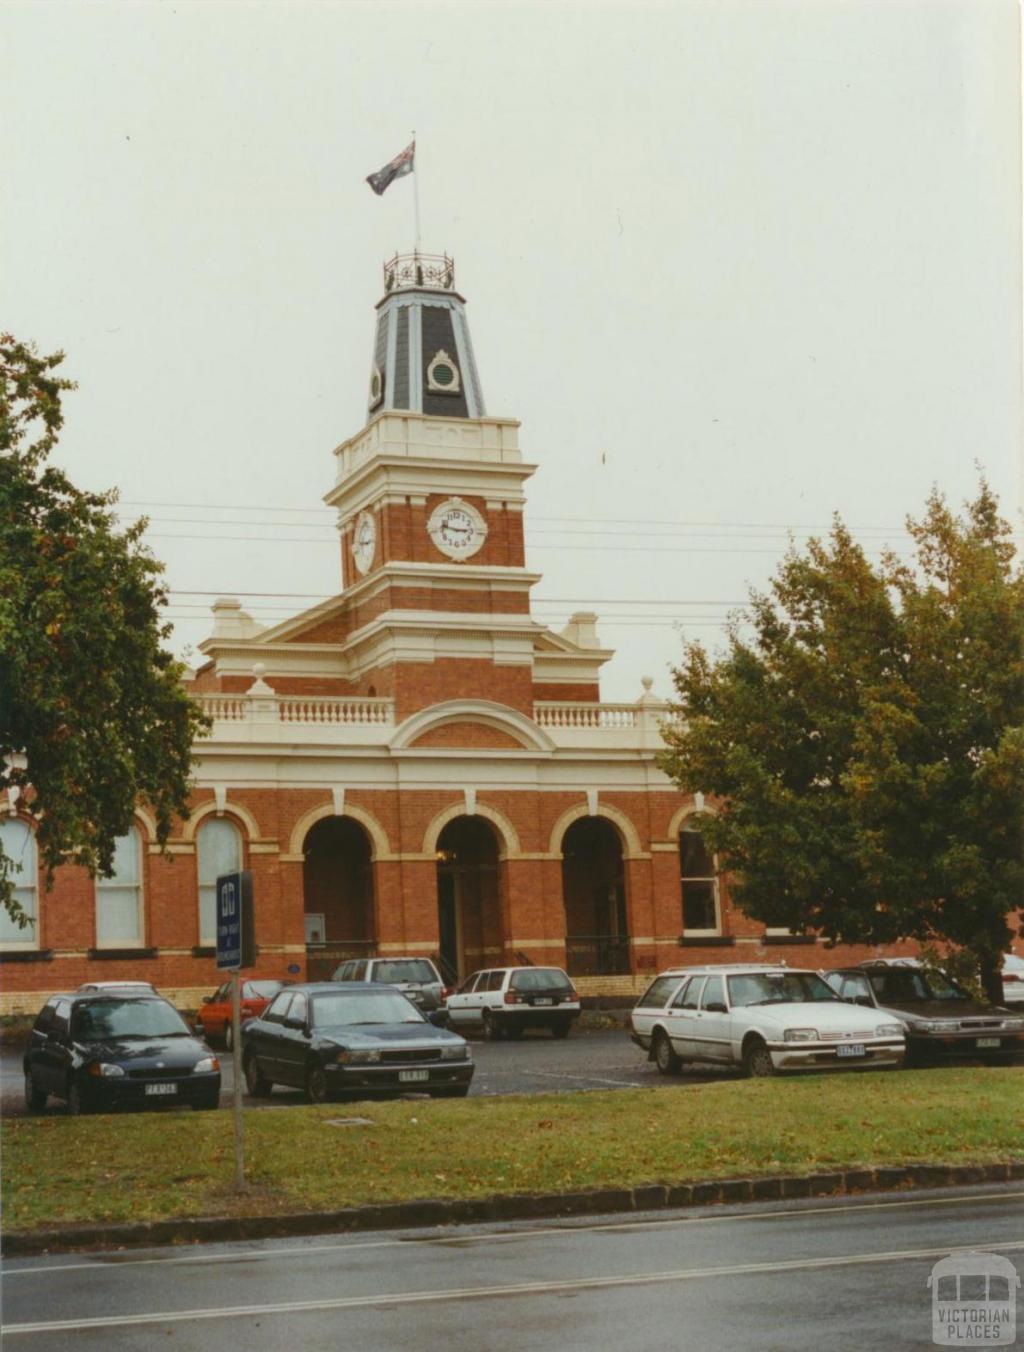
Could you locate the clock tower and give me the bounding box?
[319,252,551,719]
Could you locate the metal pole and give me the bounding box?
[412,130,421,253]
[231,969,245,1191]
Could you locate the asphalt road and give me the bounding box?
[1,1028,704,1116]
[3,1184,1022,1349]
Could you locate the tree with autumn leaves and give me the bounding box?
[659,483,1024,1002]
[0,335,207,924]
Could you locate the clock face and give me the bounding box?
[428,498,486,560]
[351,511,376,575]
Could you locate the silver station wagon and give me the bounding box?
[631,964,906,1077]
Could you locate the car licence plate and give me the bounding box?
[836,1044,865,1058]
[144,1082,178,1096]
[533,997,554,1006]
[976,1037,1001,1049]
[398,1070,430,1083]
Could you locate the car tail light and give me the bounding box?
[504,992,524,1004]
[568,986,579,1001]
[441,987,454,1001]
[1004,973,1021,983]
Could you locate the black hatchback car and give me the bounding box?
[823,962,1024,1062]
[24,989,221,1114]
[241,982,473,1103]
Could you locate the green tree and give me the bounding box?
[659,483,1024,1002]
[0,334,208,924]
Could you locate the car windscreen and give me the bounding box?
[371,960,438,985]
[727,972,838,1007]
[871,970,969,1003]
[243,981,285,1000]
[71,999,192,1040]
[310,992,426,1027]
[510,969,572,992]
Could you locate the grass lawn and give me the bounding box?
[3,1067,1021,1233]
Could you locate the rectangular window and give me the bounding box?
[95,830,143,947]
[0,819,37,949]
[196,820,241,946]
[637,975,684,1009]
[682,881,719,933]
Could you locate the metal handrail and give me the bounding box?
[384,252,455,293]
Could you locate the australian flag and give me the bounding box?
[366,142,415,196]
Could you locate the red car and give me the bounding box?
[195,979,290,1050]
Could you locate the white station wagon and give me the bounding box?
[631,964,905,1076]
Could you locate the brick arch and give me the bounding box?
[182,798,262,843]
[287,801,392,862]
[666,799,718,842]
[548,801,645,860]
[390,700,555,753]
[422,801,521,860]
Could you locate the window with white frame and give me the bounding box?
[0,818,38,948]
[196,818,241,946]
[95,827,144,947]
[679,826,720,934]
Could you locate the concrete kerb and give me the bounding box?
[3,1161,1021,1257]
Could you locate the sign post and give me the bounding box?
[216,870,255,1192]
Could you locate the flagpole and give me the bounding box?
[411,130,421,253]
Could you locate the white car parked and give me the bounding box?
[446,967,580,1039]
[631,964,905,1076]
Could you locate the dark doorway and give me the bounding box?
[435,817,503,981]
[561,817,631,976]
[302,816,376,980]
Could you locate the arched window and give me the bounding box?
[0,818,38,948]
[95,827,143,947]
[679,826,720,935]
[196,819,241,946]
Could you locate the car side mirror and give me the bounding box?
[428,1009,450,1028]
[705,1001,727,1013]
[856,995,874,1007]
[202,995,214,1004]
[283,1016,306,1032]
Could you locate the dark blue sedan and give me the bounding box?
[240,983,474,1103]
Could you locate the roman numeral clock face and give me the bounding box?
[351,511,377,575]
[428,498,487,561]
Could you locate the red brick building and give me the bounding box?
[1,253,903,1012]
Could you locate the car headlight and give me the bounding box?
[88,1062,126,1078]
[337,1049,381,1064]
[193,1057,220,1074]
[875,1024,904,1038]
[441,1044,470,1060]
[1001,1018,1024,1031]
[783,1028,819,1042]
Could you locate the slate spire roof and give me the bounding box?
[367,252,486,420]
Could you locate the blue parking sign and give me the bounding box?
[216,871,254,970]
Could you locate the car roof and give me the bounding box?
[653,964,791,978]
[76,981,156,991]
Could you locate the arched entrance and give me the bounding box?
[435,817,503,981]
[561,817,631,976]
[302,817,376,980]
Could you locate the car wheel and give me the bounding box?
[653,1030,682,1075]
[224,1021,234,1053]
[24,1071,47,1114]
[482,1010,504,1041]
[243,1053,272,1098]
[550,1020,572,1039]
[305,1065,329,1105]
[743,1039,775,1078]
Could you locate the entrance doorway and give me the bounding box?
[435,817,502,981]
[302,816,376,980]
[561,816,631,976]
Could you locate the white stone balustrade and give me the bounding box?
[190,692,671,751]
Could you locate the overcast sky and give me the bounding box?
[5,0,1021,701]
